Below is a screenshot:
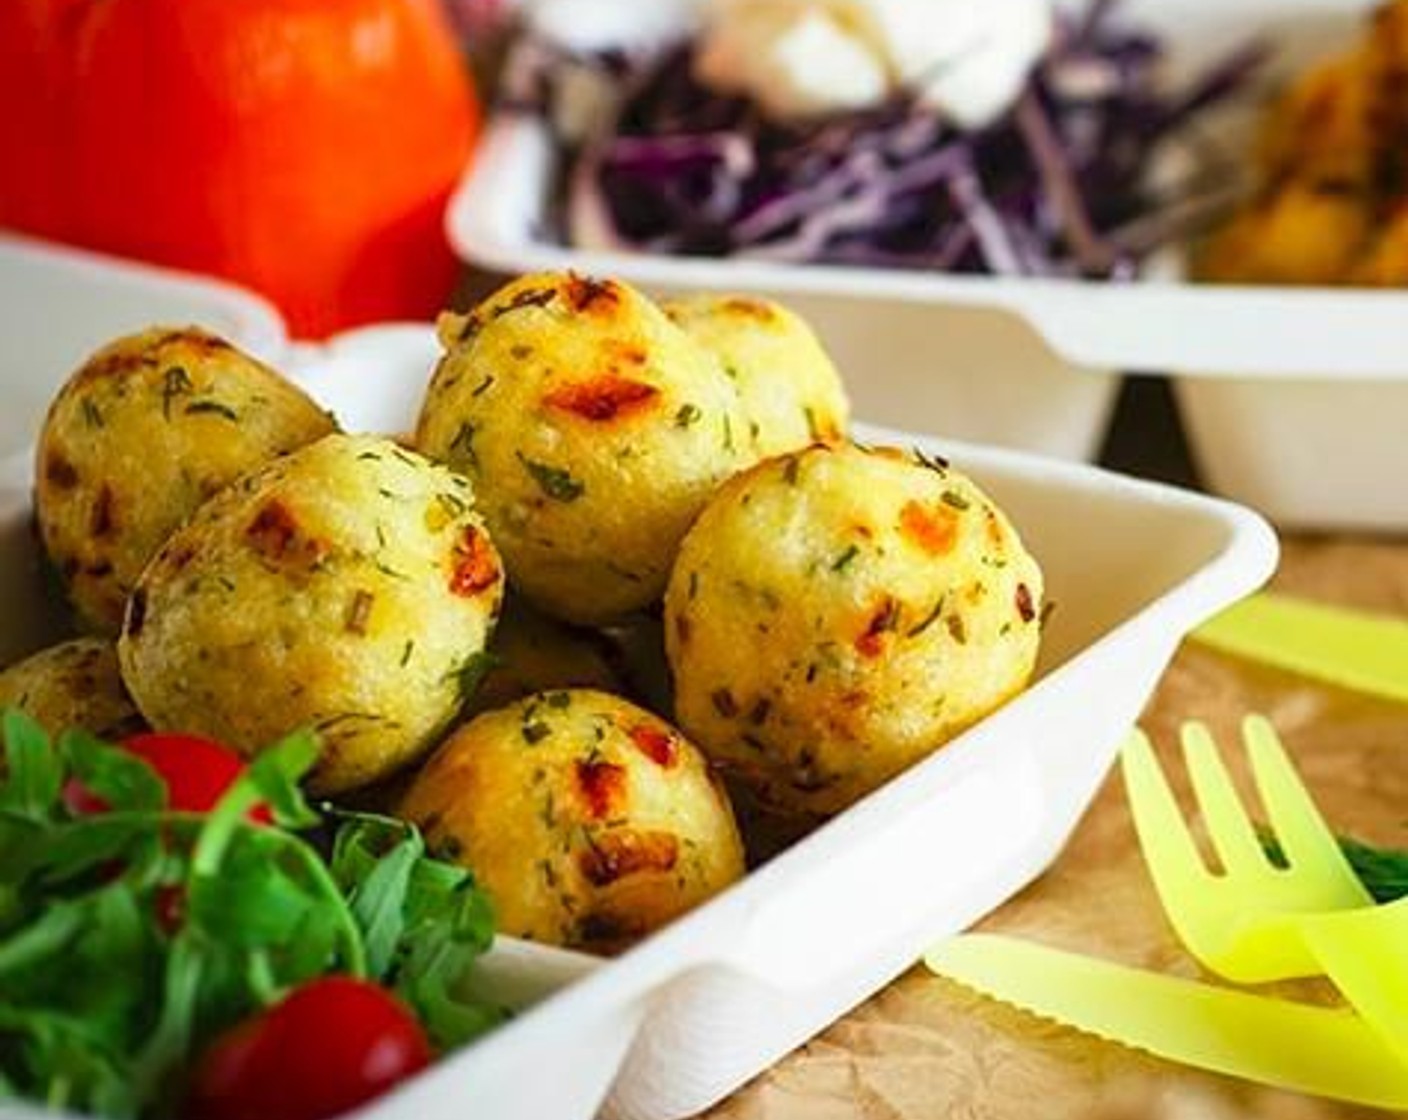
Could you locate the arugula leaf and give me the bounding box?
[1338,835,1408,902]
[1261,831,1408,903]
[59,729,165,814]
[334,815,421,978]
[0,714,505,1118]
[186,833,322,950]
[0,709,63,822]
[243,730,321,829]
[0,901,86,976]
[0,1006,140,1119]
[327,808,504,1047]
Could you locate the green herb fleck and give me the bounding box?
[161,366,193,419]
[940,489,971,511]
[450,422,479,468]
[80,399,104,429]
[522,721,552,745]
[946,614,968,644]
[184,400,239,422]
[674,403,701,429]
[517,454,584,502]
[710,688,738,718]
[436,492,468,519]
[908,597,946,637]
[831,544,860,573]
[471,375,495,398]
[913,447,949,475]
[451,650,499,705]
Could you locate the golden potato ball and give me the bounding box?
[467,596,623,716]
[0,638,143,740]
[35,327,336,634]
[664,442,1044,818]
[117,433,504,795]
[662,294,849,459]
[1199,181,1373,285]
[415,272,750,624]
[1352,205,1408,285]
[398,688,746,953]
[1256,51,1378,189]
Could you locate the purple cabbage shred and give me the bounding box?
[514,3,1266,279]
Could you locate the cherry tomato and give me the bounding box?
[63,732,272,822]
[187,976,433,1120]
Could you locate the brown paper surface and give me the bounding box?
[708,538,1408,1120]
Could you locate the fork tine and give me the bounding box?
[1242,715,1366,890]
[1121,728,1211,899]
[1181,722,1268,878]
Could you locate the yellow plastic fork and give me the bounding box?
[1121,716,1373,984]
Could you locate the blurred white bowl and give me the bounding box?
[447,0,1408,527]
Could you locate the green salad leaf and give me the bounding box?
[1261,830,1408,903]
[0,713,504,1119]
[328,809,505,1049]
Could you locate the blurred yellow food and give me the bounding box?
[1202,0,1408,285]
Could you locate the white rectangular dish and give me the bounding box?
[0,322,1276,1120]
[447,0,1408,527]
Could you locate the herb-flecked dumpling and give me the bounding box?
[665,442,1044,818]
[414,272,750,625]
[118,434,504,795]
[35,327,335,633]
[662,294,849,459]
[0,638,142,740]
[398,689,745,953]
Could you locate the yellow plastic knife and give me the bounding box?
[1192,593,1408,703]
[924,933,1408,1108]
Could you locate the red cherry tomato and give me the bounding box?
[63,732,272,822]
[187,976,433,1120]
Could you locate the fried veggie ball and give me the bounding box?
[398,689,746,953]
[662,294,850,459]
[35,327,336,633]
[467,597,623,715]
[665,442,1044,818]
[0,638,142,740]
[117,433,504,795]
[415,272,750,624]
[1198,180,1374,285]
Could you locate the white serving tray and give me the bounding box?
[446,0,1408,527]
[0,321,1276,1120]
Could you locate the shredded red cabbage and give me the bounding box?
[509,4,1265,279]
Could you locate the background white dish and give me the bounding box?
[447,0,1408,528]
[0,321,1275,1120]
